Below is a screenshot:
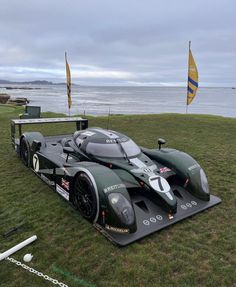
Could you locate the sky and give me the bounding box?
[0,0,235,86]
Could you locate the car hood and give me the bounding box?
[95,153,177,213]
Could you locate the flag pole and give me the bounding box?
[65,51,71,117]
[107,105,111,130]
[186,40,191,114]
[65,52,68,116]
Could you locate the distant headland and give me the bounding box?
[0,79,79,91]
[0,79,65,85]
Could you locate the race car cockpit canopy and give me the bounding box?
[73,128,141,158]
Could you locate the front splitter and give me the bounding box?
[94,189,221,246]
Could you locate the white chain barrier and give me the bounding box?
[6,257,69,287]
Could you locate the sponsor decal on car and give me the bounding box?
[56,184,69,201]
[180,201,197,210]
[105,137,126,144]
[104,184,126,193]
[105,225,129,233]
[143,215,163,226]
[131,162,157,176]
[159,167,172,173]
[61,178,70,190]
[188,163,200,171]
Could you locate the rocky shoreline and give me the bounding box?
[0,93,29,105]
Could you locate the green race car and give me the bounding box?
[11,117,221,246]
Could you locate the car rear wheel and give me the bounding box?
[20,137,30,167]
[73,172,98,222]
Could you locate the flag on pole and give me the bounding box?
[65,52,72,110]
[187,42,198,106]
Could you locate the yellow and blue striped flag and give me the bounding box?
[187,47,198,105]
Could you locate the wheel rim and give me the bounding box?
[74,177,95,218]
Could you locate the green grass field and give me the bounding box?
[0,106,235,287]
[0,104,18,114]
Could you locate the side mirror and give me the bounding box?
[63,147,74,154]
[63,147,74,162]
[157,138,166,150]
[32,140,41,151]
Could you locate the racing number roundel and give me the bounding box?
[33,154,39,172]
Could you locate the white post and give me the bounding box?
[0,235,37,261]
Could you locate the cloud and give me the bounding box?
[0,0,235,86]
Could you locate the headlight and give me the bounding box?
[200,169,209,194]
[108,193,135,225]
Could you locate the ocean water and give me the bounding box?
[0,85,235,118]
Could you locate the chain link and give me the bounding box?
[6,257,68,287]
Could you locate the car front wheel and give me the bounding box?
[73,172,98,222]
[20,137,30,167]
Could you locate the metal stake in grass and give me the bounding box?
[2,222,25,238]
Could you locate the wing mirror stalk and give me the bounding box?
[158,138,166,150]
[63,147,74,162]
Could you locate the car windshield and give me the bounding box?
[86,139,141,158]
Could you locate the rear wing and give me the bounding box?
[11,117,88,149]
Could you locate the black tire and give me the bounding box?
[20,137,30,167]
[73,172,98,222]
